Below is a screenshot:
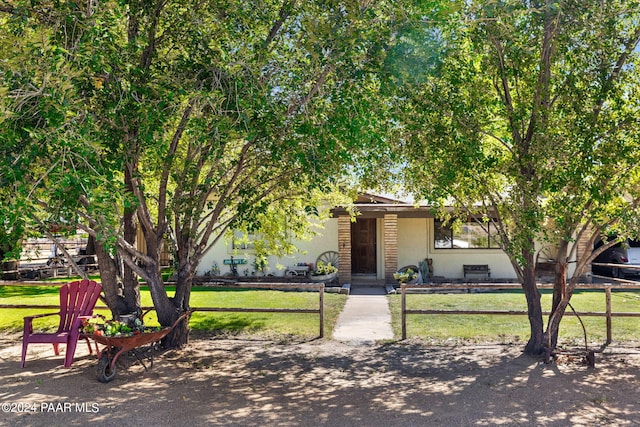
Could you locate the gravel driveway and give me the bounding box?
[2,332,640,426]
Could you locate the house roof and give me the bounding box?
[355,193,409,204]
[333,193,436,218]
[332,193,500,220]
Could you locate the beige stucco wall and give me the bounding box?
[198,215,519,280]
[197,218,339,277]
[397,218,429,268]
[428,249,514,279]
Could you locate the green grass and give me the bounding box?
[389,289,640,345]
[5,283,640,344]
[0,284,346,340]
[186,286,345,339]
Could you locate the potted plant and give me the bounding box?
[252,255,269,276]
[82,314,160,337]
[393,267,418,284]
[310,261,338,282]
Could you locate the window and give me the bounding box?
[231,230,255,251]
[434,219,501,249]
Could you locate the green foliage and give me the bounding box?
[386,1,640,268]
[375,1,640,351]
[0,1,397,324]
[393,268,417,283]
[0,208,24,260]
[312,261,338,276]
[81,315,159,337]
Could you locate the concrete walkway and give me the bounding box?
[332,286,394,344]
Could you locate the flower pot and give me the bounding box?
[310,272,337,283]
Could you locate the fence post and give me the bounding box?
[319,284,324,339]
[605,286,612,345]
[401,284,407,340]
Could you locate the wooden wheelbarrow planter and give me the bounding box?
[88,312,189,383]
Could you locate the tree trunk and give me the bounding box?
[173,266,193,311]
[173,235,196,312]
[546,297,570,351]
[141,234,190,348]
[547,240,569,351]
[551,241,569,311]
[161,311,191,348]
[521,249,545,355]
[94,241,129,317]
[122,204,141,316]
[545,239,581,353]
[161,243,195,347]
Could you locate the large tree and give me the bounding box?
[384,1,640,354]
[0,0,394,346]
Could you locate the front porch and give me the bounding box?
[337,213,400,285]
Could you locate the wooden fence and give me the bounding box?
[400,282,640,343]
[0,282,326,339]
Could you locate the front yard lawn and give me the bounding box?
[0,284,346,340]
[389,288,640,345]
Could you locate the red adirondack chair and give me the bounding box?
[21,279,102,368]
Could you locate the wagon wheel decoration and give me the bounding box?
[316,251,339,269]
[536,246,555,264]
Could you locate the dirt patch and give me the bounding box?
[2,332,640,426]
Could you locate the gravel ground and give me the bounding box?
[2,332,640,426]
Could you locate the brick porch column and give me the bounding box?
[384,214,398,282]
[338,216,352,284]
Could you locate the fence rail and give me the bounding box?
[400,283,640,343]
[0,282,326,339]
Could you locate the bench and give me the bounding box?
[463,264,491,279]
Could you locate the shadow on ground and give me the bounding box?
[2,333,640,426]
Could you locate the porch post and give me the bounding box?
[338,216,352,285]
[384,214,398,283]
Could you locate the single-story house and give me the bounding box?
[198,194,591,284]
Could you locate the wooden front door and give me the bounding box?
[351,218,377,274]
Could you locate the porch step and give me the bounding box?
[349,274,384,286]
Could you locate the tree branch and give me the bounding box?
[139,0,168,71]
[286,64,335,116]
[264,0,298,49]
[0,2,14,14]
[593,25,640,118]
[158,98,196,230]
[489,35,521,145]
[524,5,559,145]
